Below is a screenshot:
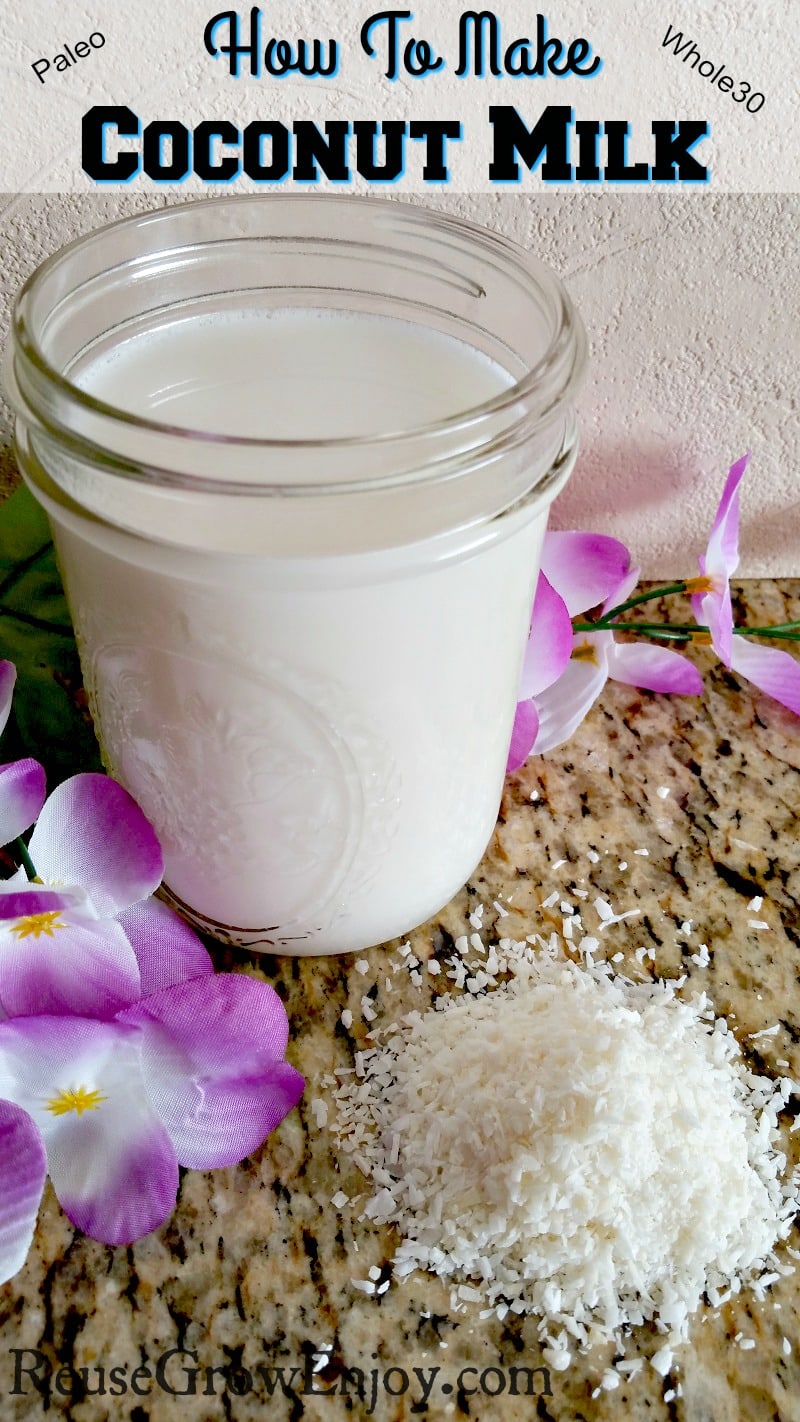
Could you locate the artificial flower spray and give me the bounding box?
[0,664,303,1282]
[509,456,800,768]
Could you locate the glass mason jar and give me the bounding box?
[6,196,586,955]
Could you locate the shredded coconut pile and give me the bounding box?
[329,947,798,1368]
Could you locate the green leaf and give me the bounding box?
[0,484,102,787]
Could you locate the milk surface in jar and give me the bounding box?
[8,197,586,955]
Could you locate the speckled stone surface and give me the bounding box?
[1,581,799,1422]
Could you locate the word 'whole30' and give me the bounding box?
[79,8,710,186]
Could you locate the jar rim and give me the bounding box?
[11,195,585,460]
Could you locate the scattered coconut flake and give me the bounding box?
[552,859,567,871]
[748,896,764,912]
[351,1279,376,1295]
[749,1025,781,1041]
[691,945,711,968]
[355,959,370,976]
[341,1009,353,1030]
[542,1344,571,1371]
[587,849,601,864]
[331,1190,349,1209]
[530,790,540,801]
[738,1338,756,1351]
[542,891,560,910]
[310,1098,328,1128]
[618,861,628,871]
[657,786,671,799]
[600,909,641,933]
[428,960,441,976]
[664,1388,676,1402]
[615,1359,644,1378]
[634,848,649,856]
[749,920,770,932]
[361,996,377,1023]
[651,1346,674,1376]
[783,1337,792,1356]
[493,900,509,918]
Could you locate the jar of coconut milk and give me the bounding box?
[6,196,585,954]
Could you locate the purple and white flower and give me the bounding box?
[508,536,703,768]
[691,454,800,715]
[0,664,304,1281]
[0,775,212,1019]
[0,973,304,1276]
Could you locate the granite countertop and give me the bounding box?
[1,579,799,1422]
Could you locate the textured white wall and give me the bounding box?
[0,190,797,575]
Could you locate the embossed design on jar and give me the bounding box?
[157,884,313,953]
[85,637,395,935]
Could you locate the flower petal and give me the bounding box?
[532,634,611,755]
[519,575,574,699]
[0,884,88,919]
[0,760,47,846]
[0,907,141,1019]
[0,1099,46,1285]
[704,453,750,583]
[117,898,214,997]
[0,663,16,739]
[607,641,704,695]
[28,774,164,918]
[119,975,304,1169]
[602,564,641,618]
[0,1015,178,1244]
[507,699,540,773]
[540,533,633,617]
[693,582,735,666]
[729,637,800,716]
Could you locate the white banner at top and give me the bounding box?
[0,0,796,192]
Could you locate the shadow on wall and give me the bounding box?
[739,503,800,570]
[552,440,692,521]
[548,440,800,576]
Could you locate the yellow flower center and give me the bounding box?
[571,640,599,665]
[45,1086,108,1117]
[10,911,66,940]
[685,574,715,595]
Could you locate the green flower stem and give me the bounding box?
[15,838,38,882]
[572,620,800,643]
[573,622,697,641]
[596,582,690,626]
[742,621,800,635]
